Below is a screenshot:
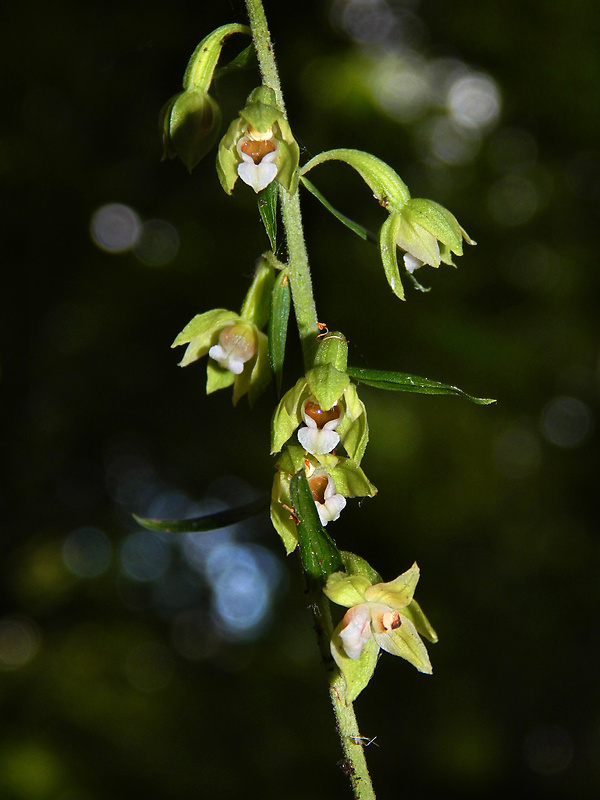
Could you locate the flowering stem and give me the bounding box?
[245,0,319,370]
[245,7,376,796]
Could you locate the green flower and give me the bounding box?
[324,563,437,701]
[171,258,274,406]
[270,445,376,554]
[301,149,474,300]
[217,86,300,194]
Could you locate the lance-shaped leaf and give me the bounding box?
[347,367,496,405]
[300,177,373,242]
[269,270,290,394]
[257,182,278,251]
[134,495,268,533]
[290,469,344,586]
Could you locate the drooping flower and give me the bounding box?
[300,148,475,300]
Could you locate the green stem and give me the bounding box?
[245,1,376,797]
[245,0,319,369]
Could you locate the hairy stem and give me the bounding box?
[245,0,319,369]
[244,8,376,795]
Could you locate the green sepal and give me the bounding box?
[216,116,243,194]
[258,182,279,250]
[408,198,464,255]
[134,495,267,533]
[340,551,382,584]
[329,458,377,499]
[182,23,251,92]
[290,469,344,587]
[239,86,281,131]
[306,364,350,411]
[402,598,438,644]
[331,624,379,703]
[300,176,373,242]
[270,447,302,554]
[380,213,405,300]
[243,330,271,407]
[240,257,275,330]
[269,270,291,395]
[206,360,236,394]
[270,376,308,453]
[172,309,240,366]
[347,367,496,405]
[393,208,442,268]
[324,571,371,607]
[301,149,410,212]
[364,562,419,608]
[335,384,369,465]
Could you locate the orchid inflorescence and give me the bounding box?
[153,7,491,797]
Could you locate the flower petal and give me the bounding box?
[324,572,372,607]
[338,604,373,659]
[238,158,278,192]
[373,612,432,674]
[297,426,340,455]
[364,562,420,609]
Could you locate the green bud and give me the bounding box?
[159,23,250,171]
[160,90,221,172]
[216,86,300,195]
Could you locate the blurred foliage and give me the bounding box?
[1,0,599,798]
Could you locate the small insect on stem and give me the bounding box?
[348,735,379,748]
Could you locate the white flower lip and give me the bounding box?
[308,471,346,525]
[208,324,256,374]
[403,252,424,273]
[236,132,280,192]
[339,604,372,660]
[297,398,342,455]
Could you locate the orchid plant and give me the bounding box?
[141,3,494,798]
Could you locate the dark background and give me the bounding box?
[2,0,599,798]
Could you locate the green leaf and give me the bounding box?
[290,469,344,586]
[269,270,291,394]
[257,182,279,250]
[133,495,268,533]
[300,177,373,242]
[347,367,496,405]
[214,44,256,80]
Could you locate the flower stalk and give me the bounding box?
[244,2,376,794]
[245,0,319,369]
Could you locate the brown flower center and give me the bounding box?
[308,474,329,505]
[303,401,341,429]
[240,137,277,165]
